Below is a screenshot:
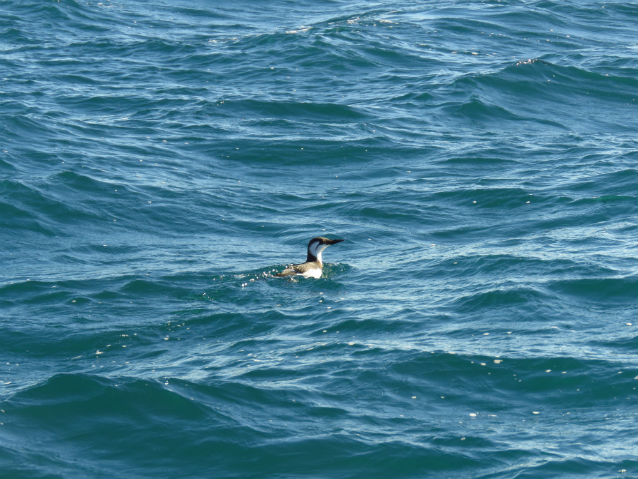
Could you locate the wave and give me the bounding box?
[453,286,548,312]
[222,98,367,121]
[0,179,108,236]
[453,58,637,103]
[545,276,638,303]
[3,344,633,476]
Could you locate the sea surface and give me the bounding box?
[0,1,636,478]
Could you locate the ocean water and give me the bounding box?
[0,0,636,477]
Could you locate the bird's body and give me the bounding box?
[280,260,323,279]
[277,237,344,278]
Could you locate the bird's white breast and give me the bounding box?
[301,267,322,279]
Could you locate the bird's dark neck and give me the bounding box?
[306,240,324,265]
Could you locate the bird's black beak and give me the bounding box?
[327,239,344,245]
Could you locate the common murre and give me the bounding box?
[276,236,344,278]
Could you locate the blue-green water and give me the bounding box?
[1,1,637,477]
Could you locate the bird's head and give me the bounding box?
[307,236,344,263]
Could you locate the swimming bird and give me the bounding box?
[276,236,344,278]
